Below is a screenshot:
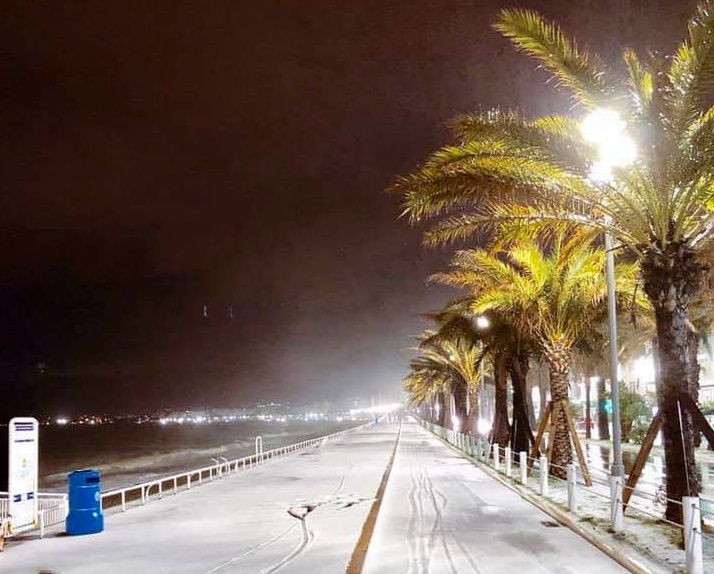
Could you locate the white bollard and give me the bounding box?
[492,443,500,471]
[520,451,527,485]
[610,476,624,533]
[539,455,549,495]
[566,464,577,512]
[683,496,703,574]
[505,446,512,477]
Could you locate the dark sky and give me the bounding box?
[0,0,696,416]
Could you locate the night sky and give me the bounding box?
[0,0,696,416]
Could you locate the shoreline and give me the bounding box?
[36,419,364,493]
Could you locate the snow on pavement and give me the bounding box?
[362,420,632,574]
[1,420,644,574]
[0,423,399,574]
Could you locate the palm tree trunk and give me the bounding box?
[452,382,468,432]
[466,385,479,435]
[545,342,572,480]
[508,350,533,454]
[597,377,610,440]
[643,254,702,524]
[653,301,699,523]
[491,351,510,447]
[688,329,702,448]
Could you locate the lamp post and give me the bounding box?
[581,109,636,531]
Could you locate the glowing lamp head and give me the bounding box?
[581,108,636,182]
[475,315,490,330]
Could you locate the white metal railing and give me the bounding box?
[98,422,369,514]
[421,419,708,574]
[0,422,369,540]
[0,492,67,539]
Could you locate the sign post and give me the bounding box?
[8,417,39,533]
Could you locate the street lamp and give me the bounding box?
[581,108,636,531]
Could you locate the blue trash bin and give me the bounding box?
[66,469,104,535]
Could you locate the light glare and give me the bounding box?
[581,109,626,144]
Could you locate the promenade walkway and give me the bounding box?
[1,419,658,573]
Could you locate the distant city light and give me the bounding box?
[56,417,68,425]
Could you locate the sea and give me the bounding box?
[0,418,363,493]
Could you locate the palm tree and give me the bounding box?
[394,3,714,522]
[433,233,645,477]
[405,325,482,432]
[404,347,454,426]
[431,289,536,454]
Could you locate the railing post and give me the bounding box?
[188,475,192,489]
[609,476,623,533]
[121,491,126,512]
[39,511,45,539]
[141,486,147,505]
[159,482,163,499]
[492,443,500,471]
[683,496,703,574]
[505,446,512,477]
[539,455,548,496]
[174,477,178,495]
[566,464,577,512]
[520,452,527,485]
[255,436,263,461]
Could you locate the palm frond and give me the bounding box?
[493,8,621,109]
[623,49,652,116]
[667,0,714,134]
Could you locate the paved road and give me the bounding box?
[362,421,631,574]
[0,423,398,574]
[1,420,643,574]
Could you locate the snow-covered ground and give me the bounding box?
[1,423,398,574]
[1,420,694,573]
[423,424,714,574]
[362,422,633,574]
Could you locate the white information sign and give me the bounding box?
[8,417,39,532]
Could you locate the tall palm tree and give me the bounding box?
[431,287,536,453]
[404,350,451,426]
[394,2,714,522]
[432,232,644,478]
[405,326,482,432]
